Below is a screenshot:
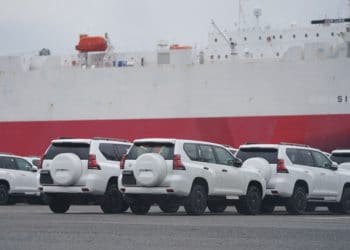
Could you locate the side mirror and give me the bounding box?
[31,166,38,172]
[233,157,243,168]
[330,162,338,171]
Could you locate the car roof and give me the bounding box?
[239,143,318,151]
[51,137,131,145]
[133,138,228,148]
[332,149,350,154]
[0,153,28,159]
[51,138,92,144]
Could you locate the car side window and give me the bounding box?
[183,143,199,161]
[115,144,130,161]
[0,157,4,169]
[198,145,216,163]
[99,143,117,161]
[213,146,234,166]
[298,150,315,167]
[286,148,301,164]
[2,157,18,170]
[312,151,332,169]
[15,158,32,171]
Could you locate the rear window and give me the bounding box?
[331,153,350,164]
[236,147,278,164]
[127,142,174,160]
[44,143,90,160]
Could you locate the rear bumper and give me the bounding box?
[42,184,105,195]
[119,173,191,197]
[265,176,294,197]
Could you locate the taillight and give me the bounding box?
[277,159,289,173]
[88,154,100,170]
[120,154,127,169]
[173,154,186,170]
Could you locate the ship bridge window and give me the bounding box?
[279,35,283,39]
[331,32,335,36]
[244,37,247,41]
[293,34,296,39]
[214,38,218,43]
[276,52,280,57]
[210,55,214,60]
[225,54,228,59]
[217,55,221,59]
[259,36,262,40]
[305,33,308,38]
[316,33,319,37]
[272,35,276,39]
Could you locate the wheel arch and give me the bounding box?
[247,180,263,195]
[105,176,119,193]
[192,177,209,194]
[294,179,309,194]
[0,179,10,190]
[343,183,350,191]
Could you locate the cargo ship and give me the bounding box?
[1,6,350,156]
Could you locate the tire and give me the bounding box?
[207,201,227,213]
[236,185,262,215]
[286,186,307,215]
[100,183,128,214]
[335,187,350,214]
[0,184,9,205]
[260,200,275,214]
[159,202,180,213]
[306,203,317,212]
[130,200,151,215]
[184,184,207,215]
[48,195,71,214]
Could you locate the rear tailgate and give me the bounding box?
[42,141,90,186]
[122,141,175,187]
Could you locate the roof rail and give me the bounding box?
[92,137,130,143]
[244,142,261,145]
[58,136,77,139]
[280,142,310,148]
[0,152,14,155]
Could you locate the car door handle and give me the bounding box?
[222,169,228,173]
[320,173,326,176]
[304,170,309,174]
[203,167,209,170]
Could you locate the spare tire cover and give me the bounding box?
[51,153,82,186]
[133,153,167,187]
[242,157,272,182]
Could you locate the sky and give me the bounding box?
[0,0,349,55]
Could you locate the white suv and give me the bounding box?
[0,153,40,205]
[40,137,131,213]
[236,143,350,214]
[119,138,267,215]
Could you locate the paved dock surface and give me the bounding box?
[0,205,349,250]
